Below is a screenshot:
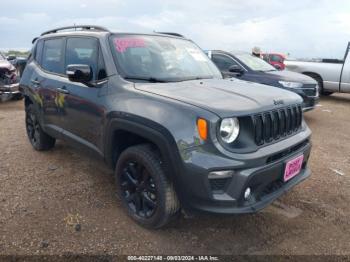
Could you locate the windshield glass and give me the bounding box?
[235,53,276,72]
[110,34,222,82]
[0,53,5,60]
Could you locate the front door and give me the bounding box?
[211,53,245,78]
[58,37,108,154]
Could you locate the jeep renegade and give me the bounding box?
[20,25,312,228]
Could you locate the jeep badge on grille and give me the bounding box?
[273,99,284,106]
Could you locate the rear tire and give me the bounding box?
[115,144,180,229]
[25,104,56,151]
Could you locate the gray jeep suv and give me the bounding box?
[20,25,312,228]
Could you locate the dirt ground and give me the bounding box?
[0,94,349,256]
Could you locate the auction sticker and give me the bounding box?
[186,48,207,61]
[284,154,304,182]
[114,38,146,52]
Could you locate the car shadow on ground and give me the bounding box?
[320,93,350,103]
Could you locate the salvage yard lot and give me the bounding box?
[0,94,349,255]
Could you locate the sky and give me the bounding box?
[1,0,350,58]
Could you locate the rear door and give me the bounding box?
[58,36,108,154]
[34,37,66,137]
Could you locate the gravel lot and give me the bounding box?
[0,94,349,256]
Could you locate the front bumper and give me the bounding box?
[176,129,312,214]
[302,95,319,112]
[0,83,20,101]
[285,86,319,112]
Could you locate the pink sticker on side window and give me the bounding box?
[114,38,145,52]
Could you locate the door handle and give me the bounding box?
[31,79,40,86]
[57,86,70,94]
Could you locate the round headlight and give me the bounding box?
[219,118,240,143]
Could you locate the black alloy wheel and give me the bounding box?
[120,161,157,218]
[26,110,41,147]
[115,144,180,228]
[25,104,55,150]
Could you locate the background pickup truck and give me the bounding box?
[285,42,350,96]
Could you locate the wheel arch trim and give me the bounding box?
[104,114,183,181]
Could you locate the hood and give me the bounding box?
[135,78,302,118]
[262,70,317,85]
[0,60,15,71]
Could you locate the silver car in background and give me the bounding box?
[285,42,350,96]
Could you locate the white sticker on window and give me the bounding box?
[186,48,207,61]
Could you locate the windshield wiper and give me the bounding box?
[178,76,214,82]
[256,69,276,72]
[124,75,215,83]
[124,76,168,83]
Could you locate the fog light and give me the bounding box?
[244,187,251,200]
[208,170,234,179]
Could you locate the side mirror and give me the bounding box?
[228,65,244,74]
[66,64,92,84]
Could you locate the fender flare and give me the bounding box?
[104,114,183,182]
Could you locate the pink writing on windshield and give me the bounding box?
[114,38,145,52]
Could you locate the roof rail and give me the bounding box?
[41,25,110,36]
[154,31,185,38]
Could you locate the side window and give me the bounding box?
[42,38,64,74]
[212,54,239,71]
[65,37,99,80]
[35,40,43,64]
[270,55,283,63]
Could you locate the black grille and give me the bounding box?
[260,180,284,199]
[209,178,229,191]
[304,89,317,96]
[266,139,309,164]
[303,84,317,96]
[253,105,302,145]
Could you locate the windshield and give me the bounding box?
[235,53,276,72]
[0,53,5,60]
[110,34,222,82]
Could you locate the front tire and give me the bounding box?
[115,144,180,229]
[25,104,56,151]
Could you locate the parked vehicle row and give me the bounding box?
[0,52,22,101]
[285,42,350,95]
[20,25,312,229]
[7,55,28,77]
[206,50,319,111]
